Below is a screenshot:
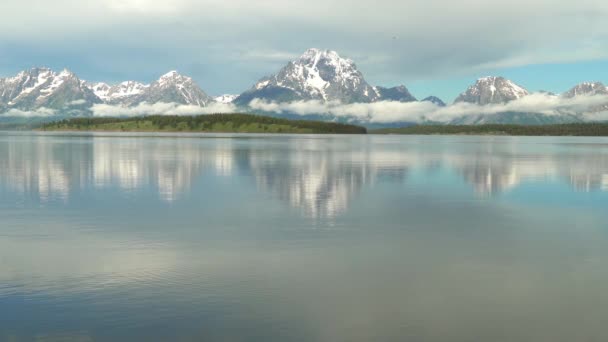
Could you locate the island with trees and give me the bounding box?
[40,114,367,134]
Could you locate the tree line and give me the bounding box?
[373,123,608,136]
[41,114,367,134]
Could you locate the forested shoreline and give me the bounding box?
[40,114,367,134]
[372,123,608,136]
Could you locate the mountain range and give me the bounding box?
[1,48,607,126]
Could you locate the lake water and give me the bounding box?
[1,132,608,342]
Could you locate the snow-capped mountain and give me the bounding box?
[449,77,586,125]
[562,82,608,113]
[85,72,212,107]
[0,68,213,114]
[126,71,213,107]
[455,76,529,105]
[235,48,414,105]
[562,82,608,98]
[2,62,608,127]
[0,68,100,112]
[422,96,446,107]
[87,82,111,100]
[214,94,238,104]
[88,81,148,105]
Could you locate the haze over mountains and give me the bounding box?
[1,49,607,126]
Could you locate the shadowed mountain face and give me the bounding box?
[422,96,446,107]
[374,86,417,102]
[449,112,582,125]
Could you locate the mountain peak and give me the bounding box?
[299,48,346,63]
[455,76,529,105]
[236,48,377,104]
[477,76,503,82]
[422,96,446,107]
[161,70,179,77]
[373,85,417,102]
[0,67,99,111]
[214,94,238,104]
[562,82,608,98]
[129,71,212,106]
[158,70,187,82]
[58,68,76,77]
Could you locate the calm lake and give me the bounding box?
[1,132,608,341]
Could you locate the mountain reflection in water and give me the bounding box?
[1,132,608,342]
[1,133,607,218]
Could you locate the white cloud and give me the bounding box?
[68,99,88,106]
[91,102,240,117]
[105,0,187,14]
[1,107,57,117]
[249,94,608,123]
[1,0,608,92]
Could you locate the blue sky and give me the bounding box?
[1,0,608,103]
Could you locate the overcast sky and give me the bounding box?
[1,0,608,101]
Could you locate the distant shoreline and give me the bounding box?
[371,123,608,136]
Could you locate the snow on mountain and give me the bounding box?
[214,94,238,103]
[84,71,212,107]
[0,68,100,112]
[562,82,608,113]
[562,82,608,98]
[88,82,112,100]
[3,63,608,127]
[454,76,529,105]
[86,81,149,106]
[127,71,213,106]
[109,81,148,101]
[235,48,381,105]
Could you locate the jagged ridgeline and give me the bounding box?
[234,48,417,105]
[40,114,367,134]
[2,50,608,127]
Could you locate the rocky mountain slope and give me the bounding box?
[562,82,608,98]
[422,96,446,107]
[0,68,100,113]
[454,76,529,105]
[88,81,148,105]
[128,71,213,107]
[234,49,416,105]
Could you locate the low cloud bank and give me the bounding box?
[1,108,57,117]
[250,94,608,123]
[2,95,608,123]
[91,102,239,117]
